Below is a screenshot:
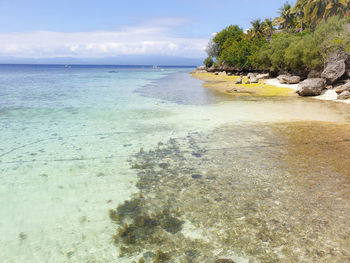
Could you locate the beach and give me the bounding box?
[1,65,350,262]
[192,72,350,105]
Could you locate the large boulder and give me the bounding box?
[346,69,350,78]
[250,76,259,83]
[307,70,321,78]
[219,71,227,76]
[334,82,350,94]
[338,91,350,100]
[247,73,257,79]
[197,66,206,71]
[321,60,346,84]
[297,78,326,96]
[256,73,269,80]
[277,75,301,84]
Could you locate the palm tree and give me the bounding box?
[292,0,309,31]
[262,18,275,37]
[250,19,264,38]
[303,0,328,27]
[323,0,348,19]
[277,2,294,31]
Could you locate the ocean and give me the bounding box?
[1,65,350,262]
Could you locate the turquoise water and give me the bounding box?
[1,65,350,262]
[0,65,231,262]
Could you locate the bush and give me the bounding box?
[203,57,214,68]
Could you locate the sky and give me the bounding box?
[0,0,288,64]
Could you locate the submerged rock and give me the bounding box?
[297,78,326,96]
[215,259,236,263]
[338,91,350,100]
[191,174,202,179]
[321,60,346,84]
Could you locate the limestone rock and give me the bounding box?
[219,71,227,76]
[247,73,257,79]
[235,78,242,84]
[250,76,259,83]
[277,75,301,84]
[256,73,269,80]
[307,70,321,78]
[197,66,206,71]
[335,82,350,94]
[338,91,350,100]
[321,60,346,84]
[297,78,326,96]
[214,72,219,75]
[346,69,350,78]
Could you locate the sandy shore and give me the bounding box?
[264,78,350,104]
[192,72,350,104]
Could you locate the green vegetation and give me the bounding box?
[203,56,214,67]
[207,0,350,74]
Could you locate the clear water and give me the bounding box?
[1,65,350,262]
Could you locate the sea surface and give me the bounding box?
[0,65,350,262]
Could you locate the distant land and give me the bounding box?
[0,55,203,66]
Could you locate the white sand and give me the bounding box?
[266,78,350,105]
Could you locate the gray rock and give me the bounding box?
[321,60,346,84]
[197,66,206,71]
[338,91,350,100]
[335,82,350,94]
[219,71,227,76]
[297,78,326,96]
[250,76,259,83]
[227,72,232,76]
[307,70,321,78]
[346,70,350,78]
[214,72,219,75]
[256,73,269,80]
[245,81,251,84]
[247,73,257,79]
[235,78,242,84]
[277,75,301,84]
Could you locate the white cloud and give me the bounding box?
[0,19,208,58]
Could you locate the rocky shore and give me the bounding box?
[192,51,350,103]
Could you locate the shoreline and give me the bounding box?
[192,72,350,105]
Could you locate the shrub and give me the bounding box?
[203,56,214,68]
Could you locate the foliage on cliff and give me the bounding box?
[204,0,350,73]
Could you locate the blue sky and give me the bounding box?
[0,0,289,62]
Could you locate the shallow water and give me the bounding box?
[1,65,350,262]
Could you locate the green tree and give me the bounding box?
[203,57,214,68]
[211,25,244,57]
[276,2,294,30]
